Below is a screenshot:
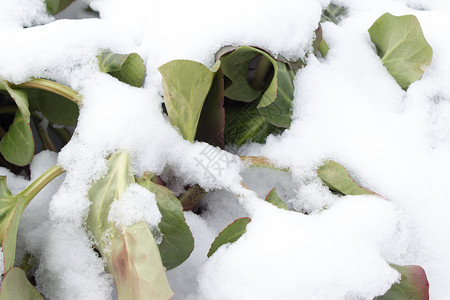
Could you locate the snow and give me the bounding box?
[0,0,449,299]
[108,183,161,227]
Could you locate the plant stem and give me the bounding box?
[21,165,64,202]
[51,124,72,144]
[318,39,329,57]
[240,156,290,172]
[0,105,17,115]
[15,79,82,104]
[32,113,57,152]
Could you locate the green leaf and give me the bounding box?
[224,105,280,145]
[27,88,79,126]
[45,0,75,15]
[97,52,146,88]
[207,217,251,258]
[178,185,207,211]
[220,46,295,128]
[137,175,194,270]
[220,46,268,102]
[0,80,30,123]
[265,188,288,210]
[317,160,376,196]
[376,265,429,300]
[257,61,295,128]
[195,67,226,149]
[0,110,34,166]
[87,152,173,299]
[159,60,220,142]
[368,13,433,90]
[321,3,348,24]
[0,267,44,300]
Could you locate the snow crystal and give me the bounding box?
[108,183,161,227]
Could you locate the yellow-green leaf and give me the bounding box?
[0,268,44,300]
[159,60,220,142]
[317,160,376,196]
[368,13,433,90]
[87,152,173,300]
[97,52,146,88]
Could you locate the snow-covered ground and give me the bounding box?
[1,0,450,299]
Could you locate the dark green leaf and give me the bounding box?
[27,88,79,126]
[265,188,288,210]
[321,3,348,24]
[208,217,251,257]
[368,13,433,90]
[159,60,220,141]
[317,160,376,196]
[0,110,34,166]
[97,52,146,88]
[224,105,280,145]
[45,0,75,15]
[195,67,225,149]
[137,175,194,270]
[257,61,295,128]
[87,152,173,299]
[376,265,429,300]
[0,267,44,300]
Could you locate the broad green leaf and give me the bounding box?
[97,52,146,88]
[87,152,173,299]
[220,46,295,128]
[137,175,194,270]
[317,160,376,196]
[207,217,251,257]
[265,188,288,210]
[159,60,220,142]
[0,267,44,300]
[0,110,34,166]
[224,105,280,145]
[27,88,79,126]
[368,13,433,90]
[195,67,226,149]
[376,265,429,300]
[45,0,75,15]
[321,3,348,24]
[220,46,268,102]
[178,185,207,211]
[0,81,30,123]
[257,61,295,128]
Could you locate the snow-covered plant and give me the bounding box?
[0,0,442,299]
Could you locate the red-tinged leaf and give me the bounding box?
[178,185,207,211]
[265,188,288,210]
[207,217,251,257]
[376,265,429,300]
[317,160,377,196]
[195,67,225,149]
[0,267,43,300]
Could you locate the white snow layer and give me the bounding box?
[0,0,449,299]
